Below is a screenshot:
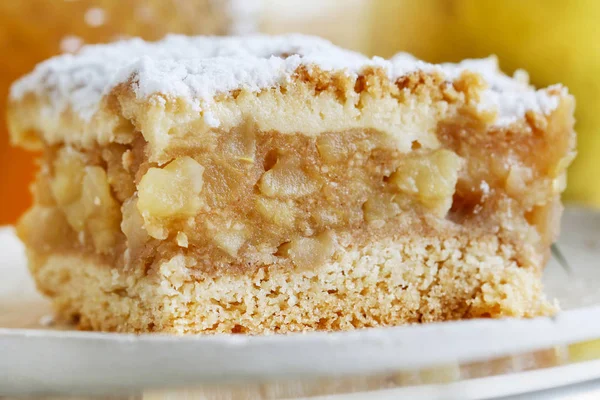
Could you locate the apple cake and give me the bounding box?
[8,35,576,334]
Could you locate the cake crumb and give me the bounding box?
[122,150,134,171]
[176,232,189,248]
[480,180,491,197]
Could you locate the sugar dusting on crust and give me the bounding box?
[10,34,563,126]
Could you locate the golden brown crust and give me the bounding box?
[8,67,467,160]
[28,234,555,334]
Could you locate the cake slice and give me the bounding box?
[8,35,576,334]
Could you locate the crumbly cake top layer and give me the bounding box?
[10,34,563,127]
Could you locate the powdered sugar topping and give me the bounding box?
[10,34,563,126]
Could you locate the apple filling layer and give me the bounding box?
[20,118,566,278]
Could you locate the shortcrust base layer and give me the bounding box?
[29,235,554,334]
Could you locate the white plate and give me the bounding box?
[1,207,600,399]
